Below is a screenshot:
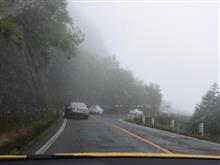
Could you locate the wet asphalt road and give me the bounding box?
[45,114,220,155]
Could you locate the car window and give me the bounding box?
[78,103,87,108]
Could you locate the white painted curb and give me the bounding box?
[35,119,67,154]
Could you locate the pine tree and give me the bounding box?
[187,83,220,136]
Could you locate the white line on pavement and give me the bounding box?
[119,119,220,147]
[35,118,67,154]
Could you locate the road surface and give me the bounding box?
[36,114,220,155]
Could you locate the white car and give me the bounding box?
[128,109,144,120]
[89,105,104,114]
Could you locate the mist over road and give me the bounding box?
[33,114,220,156]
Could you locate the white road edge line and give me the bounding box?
[119,119,220,147]
[35,118,67,154]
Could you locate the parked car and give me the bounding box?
[64,102,89,119]
[127,109,145,120]
[89,105,104,114]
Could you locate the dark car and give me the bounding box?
[64,102,89,119]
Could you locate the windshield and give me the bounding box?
[0,0,219,158]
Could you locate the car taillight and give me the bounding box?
[67,106,72,112]
[84,108,89,112]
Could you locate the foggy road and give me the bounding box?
[36,115,220,155]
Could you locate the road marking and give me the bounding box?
[113,125,173,154]
[91,116,172,154]
[120,120,220,155]
[54,152,220,159]
[35,119,67,154]
[120,119,220,147]
[187,147,220,154]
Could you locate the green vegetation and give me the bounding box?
[125,113,190,133]
[0,108,61,154]
[0,0,162,154]
[0,0,21,45]
[1,0,83,65]
[0,18,21,45]
[50,49,162,113]
[0,0,161,115]
[0,0,83,153]
[186,83,220,139]
[126,83,220,143]
[3,0,219,153]
[16,0,83,66]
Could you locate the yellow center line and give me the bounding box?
[113,125,173,154]
[91,115,173,154]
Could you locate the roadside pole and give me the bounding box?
[142,115,145,125]
[199,122,204,137]
[151,117,155,126]
[170,119,175,131]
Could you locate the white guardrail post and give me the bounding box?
[142,115,145,125]
[151,117,155,126]
[199,122,204,136]
[171,119,175,130]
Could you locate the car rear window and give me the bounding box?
[71,102,87,108]
[78,103,87,108]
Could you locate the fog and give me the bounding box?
[68,1,219,114]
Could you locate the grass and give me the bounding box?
[21,116,63,154]
[0,108,62,154]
